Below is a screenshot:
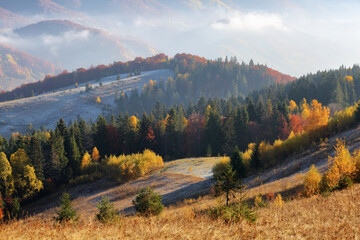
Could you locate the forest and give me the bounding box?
[0,53,294,102]
[1,55,360,221]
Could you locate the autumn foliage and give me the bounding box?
[106,150,163,182]
[303,165,322,196]
[301,99,330,133]
[324,139,357,189]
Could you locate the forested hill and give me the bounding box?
[0,53,295,102]
[250,65,360,109]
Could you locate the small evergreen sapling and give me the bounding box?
[133,186,164,217]
[54,192,79,223]
[96,196,120,223]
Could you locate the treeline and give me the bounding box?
[0,53,294,102]
[250,65,360,108]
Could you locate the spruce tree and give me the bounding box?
[230,146,247,179]
[250,143,261,170]
[54,192,79,223]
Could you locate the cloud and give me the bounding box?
[212,11,287,32]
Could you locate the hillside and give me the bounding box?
[0,69,173,137]
[0,7,31,29]
[0,43,59,91]
[3,124,360,239]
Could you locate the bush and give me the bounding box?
[96,196,120,223]
[207,202,257,223]
[54,192,79,223]
[325,139,356,190]
[132,186,164,217]
[303,165,322,196]
[106,150,163,183]
[254,194,267,208]
[273,194,284,208]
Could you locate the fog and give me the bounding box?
[2,0,360,77]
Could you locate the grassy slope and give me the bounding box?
[0,69,174,138]
[3,125,360,239]
[2,183,359,239]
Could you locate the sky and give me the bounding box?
[2,0,360,77]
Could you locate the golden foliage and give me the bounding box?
[92,147,100,162]
[273,194,284,208]
[130,115,139,130]
[288,100,298,112]
[325,139,356,189]
[96,96,101,103]
[0,152,14,196]
[81,152,92,170]
[106,150,163,182]
[328,105,356,133]
[303,165,322,196]
[344,75,353,82]
[301,99,330,133]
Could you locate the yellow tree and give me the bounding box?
[81,152,92,170]
[325,139,356,189]
[130,115,139,130]
[344,76,353,82]
[303,165,322,196]
[301,99,330,132]
[92,147,100,161]
[96,96,101,103]
[0,152,14,197]
[10,149,42,199]
[288,100,298,112]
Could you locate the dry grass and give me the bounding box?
[2,183,360,239]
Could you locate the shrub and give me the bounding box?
[96,196,120,223]
[207,202,257,223]
[303,165,322,196]
[106,150,163,183]
[273,194,284,208]
[54,192,79,223]
[133,186,164,217]
[254,194,267,208]
[325,139,356,190]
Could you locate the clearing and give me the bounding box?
[0,69,174,138]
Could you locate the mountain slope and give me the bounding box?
[10,20,156,70]
[0,7,32,29]
[0,43,59,91]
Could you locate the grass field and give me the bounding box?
[2,183,359,239]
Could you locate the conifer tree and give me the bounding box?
[54,192,78,223]
[230,147,247,179]
[250,143,261,170]
[28,135,45,181]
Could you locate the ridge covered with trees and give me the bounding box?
[0,53,295,102]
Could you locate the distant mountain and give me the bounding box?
[0,7,32,29]
[11,20,157,71]
[0,43,60,91]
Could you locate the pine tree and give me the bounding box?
[54,192,79,223]
[67,135,81,177]
[230,147,247,179]
[250,143,261,170]
[28,135,45,181]
[213,160,244,206]
[49,130,69,184]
